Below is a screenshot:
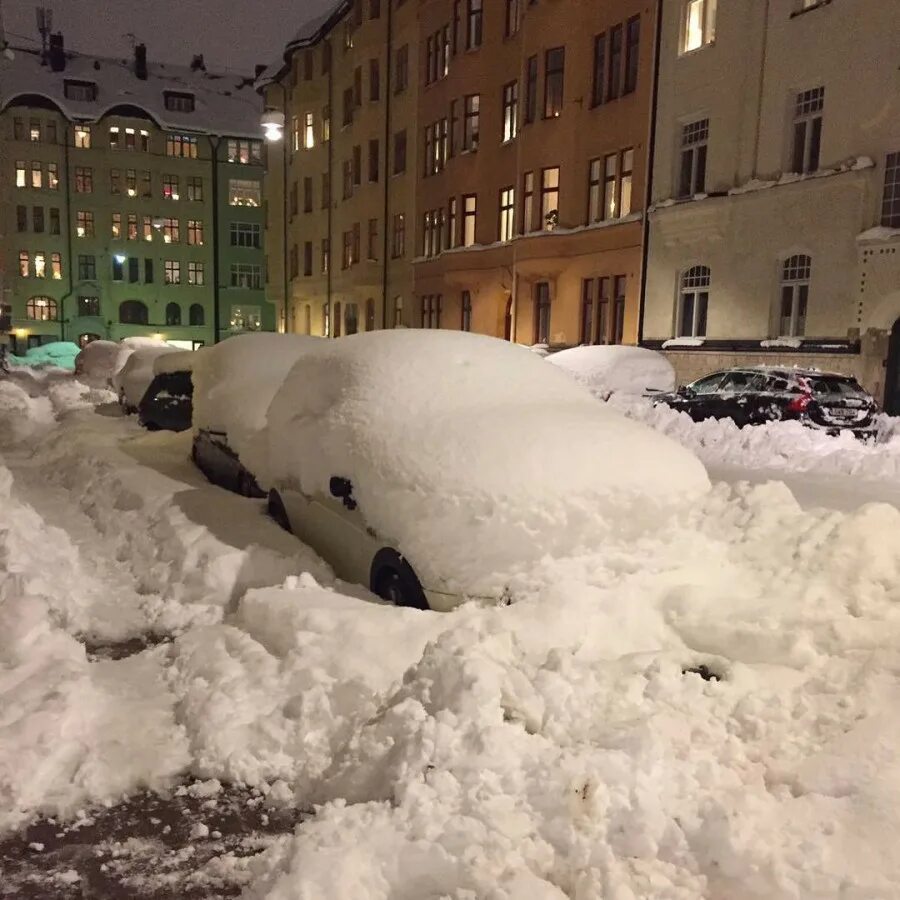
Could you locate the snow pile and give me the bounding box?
[546,345,675,399]
[263,331,708,598]
[74,337,168,389]
[191,333,321,467]
[156,349,200,375]
[0,380,55,446]
[114,345,181,409]
[8,341,80,371]
[613,394,900,482]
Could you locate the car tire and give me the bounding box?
[370,549,429,610]
[267,490,291,533]
[144,422,160,432]
[237,471,253,498]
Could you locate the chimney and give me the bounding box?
[48,32,65,72]
[255,63,266,79]
[134,43,147,80]
[190,53,205,72]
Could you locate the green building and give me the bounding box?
[0,36,273,355]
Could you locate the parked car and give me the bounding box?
[136,351,197,432]
[115,345,181,412]
[260,330,709,611]
[190,333,322,496]
[546,345,676,399]
[75,336,168,390]
[657,366,878,437]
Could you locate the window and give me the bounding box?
[163,217,180,243]
[64,79,97,101]
[188,219,203,247]
[421,295,442,329]
[289,244,299,279]
[78,255,96,280]
[505,0,520,36]
[334,302,342,338]
[26,296,58,320]
[461,290,473,331]
[230,222,261,248]
[290,181,299,217]
[139,130,150,153]
[44,252,56,279]
[47,163,58,190]
[187,176,203,201]
[229,179,260,206]
[303,176,313,212]
[164,91,195,113]
[463,95,480,151]
[110,169,121,194]
[111,255,124,281]
[76,210,94,237]
[392,213,406,258]
[682,0,716,53]
[145,258,154,283]
[142,216,153,241]
[447,197,458,248]
[678,118,709,198]
[541,167,559,230]
[188,261,205,285]
[74,125,91,148]
[189,303,205,325]
[791,87,824,174]
[13,118,24,140]
[141,171,151,198]
[678,265,710,337]
[301,111,315,150]
[591,149,634,222]
[227,139,261,164]
[368,218,378,260]
[322,106,331,143]
[304,241,313,276]
[167,134,198,158]
[580,279,595,344]
[368,139,380,182]
[543,48,566,120]
[323,302,331,337]
[524,56,538,125]
[624,16,640,94]
[112,213,122,239]
[29,119,41,142]
[463,194,477,246]
[603,154,618,221]
[119,300,148,325]
[467,0,483,48]
[165,260,181,285]
[16,205,27,232]
[780,255,810,337]
[18,251,29,277]
[127,212,139,241]
[343,88,354,127]
[612,275,626,344]
[607,25,623,101]
[591,35,606,107]
[342,231,352,269]
[15,161,26,188]
[365,298,376,332]
[370,0,381,18]
[78,296,100,317]
[33,206,44,233]
[502,82,518,142]
[393,296,403,327]
[49,208,60,235]
[345,303,359,336]
[353,145,362,185]
[534,282,551,344]
[291,116,300,153]
[499,187,515,242]
[393,130,407,174]
[882,152,900,228]
[163,174,180,200]
[166,302,182,326]
[75,166,93,193]
[78,333,100,348]
[230,305,262,331]
[31,161,42,189]
[343,159,353,200]
[395,44,409,94]
[321,238,330,273]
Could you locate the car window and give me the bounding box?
[717,371,753,393]
[806,376,866,398]
[744,373,769,391]
[767,377,789,391]
[689,373,725,394]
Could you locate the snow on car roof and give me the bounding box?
[262,331,709,594]
[154,350,200,376]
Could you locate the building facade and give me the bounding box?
[262,0,654,347]
[0,38,272,355]
[261,0,419,338]
[643,0,900,408]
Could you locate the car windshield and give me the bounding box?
[688,373,725,394]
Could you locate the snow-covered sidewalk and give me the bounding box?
[4,374,900,898]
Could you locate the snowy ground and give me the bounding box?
[4,372,900,898]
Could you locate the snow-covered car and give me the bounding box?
[9,341,80,371]
[260,330,709,611]
[656,366,879,437]
[546,345,676,399]
[75,336,168,390]
[191,333,322,497]
[115,345,181,412]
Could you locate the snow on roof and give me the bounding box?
[1,46,263,139]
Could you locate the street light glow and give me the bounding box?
[114,254,127,264]
[261,108,285,142]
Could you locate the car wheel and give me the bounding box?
[143,421,160,432]
[237,471,253,497]
[370,549,429,610]
[267,490,291,533]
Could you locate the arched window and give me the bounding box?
[78,332,101,348]
[345,302,359,335]
[119,299,148,325]
[166,302,182,326]
[677,266,710,337]
[393,296,403,328]
[189,303,205,326]
[365,298,375,332]
[26,296,58,321]
[780,254,811,337]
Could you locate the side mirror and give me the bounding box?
[678,385,694,397]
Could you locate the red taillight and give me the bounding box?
[787,394,812,413]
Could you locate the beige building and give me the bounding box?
[644,0,900,409]
[262,0,654,348]
[261,0,419,338]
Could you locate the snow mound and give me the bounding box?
[155,349,200,375]
[74,337,168,389]
[547,345,676,398]
[114,345,181,409]
[9,341,81,371]
[262,331,709,596]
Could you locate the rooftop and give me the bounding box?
[0,44,263,139]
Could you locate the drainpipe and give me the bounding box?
[637,0,664,346]
[380,0,394,328]
[750,0,771,178]
[58,125,75,341]
[208,134,222,342]
[326,44,334,329]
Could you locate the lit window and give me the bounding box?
[34,251,46,279]
[188,261,205,286]
[682,0,716,53]
[29,119,41,142]
[164,260,181,284]
[76,210,94,237]
[540,167,559,230]
[229,304,262,329]
[162,217,180,243]
[187,219,204,246]
[304,112,315,148]
[74,125,91,149]
[47,163,58,190]
[227,139,262,164]
[163,174,180,200]
[111,213,121,238]
[27,296,58,320]
[229,178,261,206]
[166,134,198,158]
[230,265,262,290]
[462,194,477,246]
[109,126,120,149]
[502,81,518,142]
[31,161,42,189]
[499,187,515,241]
[15,160,26,188]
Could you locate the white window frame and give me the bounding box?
[677,265,710,337]
[681,0,717,54]
[779,254,811,337]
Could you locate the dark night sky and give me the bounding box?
[5,0,335,74]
